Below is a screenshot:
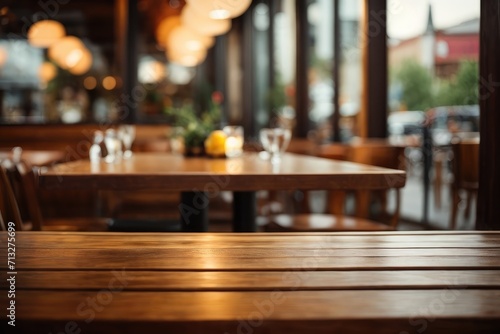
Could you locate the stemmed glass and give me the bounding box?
[259,128,291,164]
[118,125,136,159]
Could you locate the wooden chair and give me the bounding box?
[2,159,111,231]
[449,138,479,229]
[263,142,404,232]
[0,212,6,231]
[0,161,28,231]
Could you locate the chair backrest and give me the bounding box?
[451,137,479,188]
[0,212,6,231]
[13,160,44,231]
[319,142,405,229]
[0,161,24,230]
[347,144,405,170]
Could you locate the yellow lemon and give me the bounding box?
[205,130,227,156]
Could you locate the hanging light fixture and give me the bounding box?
[27,20,65,48]
[168,25,214,52]
[181,4,231,36]
[186,0,252,20]
[0,47,7,67]
[38,62,57,83]
[167,47,207,67]
[155,16,181,48]
[68,47,93,75]
[138,57,166,84]
[48,36,85,68]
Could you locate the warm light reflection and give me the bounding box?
[155,16,181,48]
[187,0,252,19]
[68,47,92,75]
[38,62,57,83]
[83,76,97,90]
[167,47,207,67]
[102,76,117,90]
[138,58,166,84]
[27,20,65,48]
[0,47,7,67]
[65,48,83,68]
[48,36,84,67]
[182,4,231,37]
[168,25,213,52]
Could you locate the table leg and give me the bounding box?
[422,126,432,225]
[233,191,257,232]
[180,191,208,232]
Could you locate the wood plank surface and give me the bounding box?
[3,270,500,291]
[3,231,500,245]
[1,231,499,334]
[10,290,500,320]
[4,290,500,334]
[4,252,500,270]
[38,152,406,190]
[4,246,500,258]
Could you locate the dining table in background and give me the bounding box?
[38,152,406,232]
[0,149,65,167]
[1,230,499,334]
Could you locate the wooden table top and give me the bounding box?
[38,152,406,191]
[0,231,499,334]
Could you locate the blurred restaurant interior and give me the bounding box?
[1,0,500,333]
[1,0,497,232]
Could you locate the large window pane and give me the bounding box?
[339,0,362,140]
[307,0,334,133]
[388,0,480,135]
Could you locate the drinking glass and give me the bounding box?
[223,125,244,158]
[259,128,291,164]
[118,125,135,159]
[89,131,103,163]
[104,129,122,163]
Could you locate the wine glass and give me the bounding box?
[259,128,291,164]
[118,125,135,159]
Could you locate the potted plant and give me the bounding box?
[164,92,222,156]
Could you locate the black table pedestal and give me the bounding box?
[233,191,257,232]
[180,191,209,232]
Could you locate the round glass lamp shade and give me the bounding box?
[138,59,166,84]
[38,62,57,83]
[181,4,231,36]
[155,16,181,48]
[167,47,207,67]
[186,0,252,19]
[0,47,7,67]
[28,20,65,48]
[168,25,214,52]
[48,36,85,67]
[68,47,93,75]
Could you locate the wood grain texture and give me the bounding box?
[5,290,500,334]
[5,270,500,291]
[5,251,500,271]
[0,231,499,334]
[3,231,500,249]
[38,152,406,191]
